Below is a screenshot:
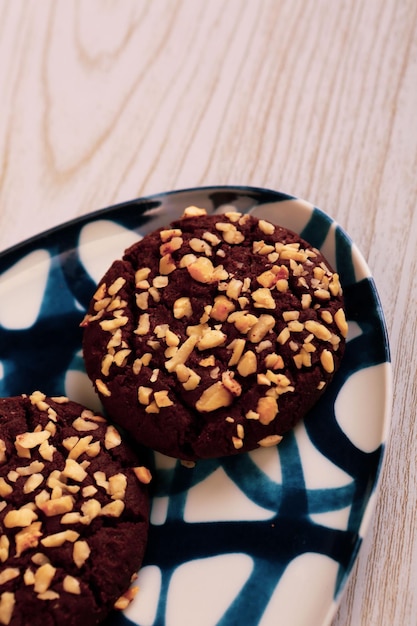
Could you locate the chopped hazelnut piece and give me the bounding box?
[23,473,44,494]
[187,257,215,283]
[159,254,176,275]
[4,508,38,528]
[0,568,19,585]
[222,371,242,396]
[173,297,193,319]
[101,500,125,517]
[304,320,332,341]
[154,390,174,408]
[15,430,50,450]
[15,523,43,557]
[257,434,283,447]
[195,382,233,412]
[0,592,15,626]
[252,287,276,309]
[197,329,226,350]
[63,575,81,595]
[34,563,56,594]
[256,396,278,425]
[334,307,348,337]
[181,205,207,218]
[105,425,122,449]
[320,349,335,373]
[258,219,275,235]
[62,459,88,482]
[0,478,12,498]
[73,540,91,568]
[247,314,275,343]
[232,437,244,450]
[210,295,235,321]
[41,530,80,548]
[0,439,6,465]
[237,350,257,377]
[0,536,10,563]
[114,586,139,610]
[133,466,152,484]
[38,495,74,517]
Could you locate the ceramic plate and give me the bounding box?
[0,186,391,626]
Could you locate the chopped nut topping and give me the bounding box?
[160,236,183,256]
[15,430,50,450]
[215,222,245,244]
[138,386,153,405]
[94,380,111,398]
[63,575,81,595]
[195,382,233,412]
[0,568,19,585]
[252,287,276,309]
[227,338,246,366]
[41,530,80,548]
[154,390,174,408]
[258,220,275,235]
[133,466,152,484]
[4,508,38,528]
[210,295,235,321]
[165,335,198,373]
[23,567,35,585]
[320,349,335,373]
[0,536,10,563]
[101,500,125,517]
[232,437,243,450]
[221,371,242,396]
[0,592,15,626]
[0,478,12,498]
[0,439,6,465]
[38,495,74,517]
[114,586,139,610]
[67,435,93,460]
[105,425,122,449]
[62,459,88,482]
[334,307,348,337]
[160,228,182,242]
[182,205,207,218]
[257,434,283,447]
[34,563,56,594]
[247,314,275,343]
[256,396,278,425]
[237,350,257,377]
[189,237,212,256]
[73,540,91,568]
[23,473,44,494]
[159,254,176,275]
[197,329,226,350]
[108,277,126,296]
[173,297,193,319]
[187,257,216,283]
[179,253,198,268]
[304,320,332,341]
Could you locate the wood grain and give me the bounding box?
[1,1,417,624]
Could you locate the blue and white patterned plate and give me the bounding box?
[0,186,391,626]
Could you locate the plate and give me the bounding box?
[0,186,391,626]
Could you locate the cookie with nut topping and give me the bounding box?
[82,207,348,461]
[0,391,151,626]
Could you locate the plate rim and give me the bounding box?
[0,184,392,626]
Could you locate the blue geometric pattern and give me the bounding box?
[0,186,391,626]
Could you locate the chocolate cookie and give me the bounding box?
[82,207,348,461]
[0,391,151,626]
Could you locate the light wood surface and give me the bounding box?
[1,1,416,624]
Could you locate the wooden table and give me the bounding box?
[1,2,416,624]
